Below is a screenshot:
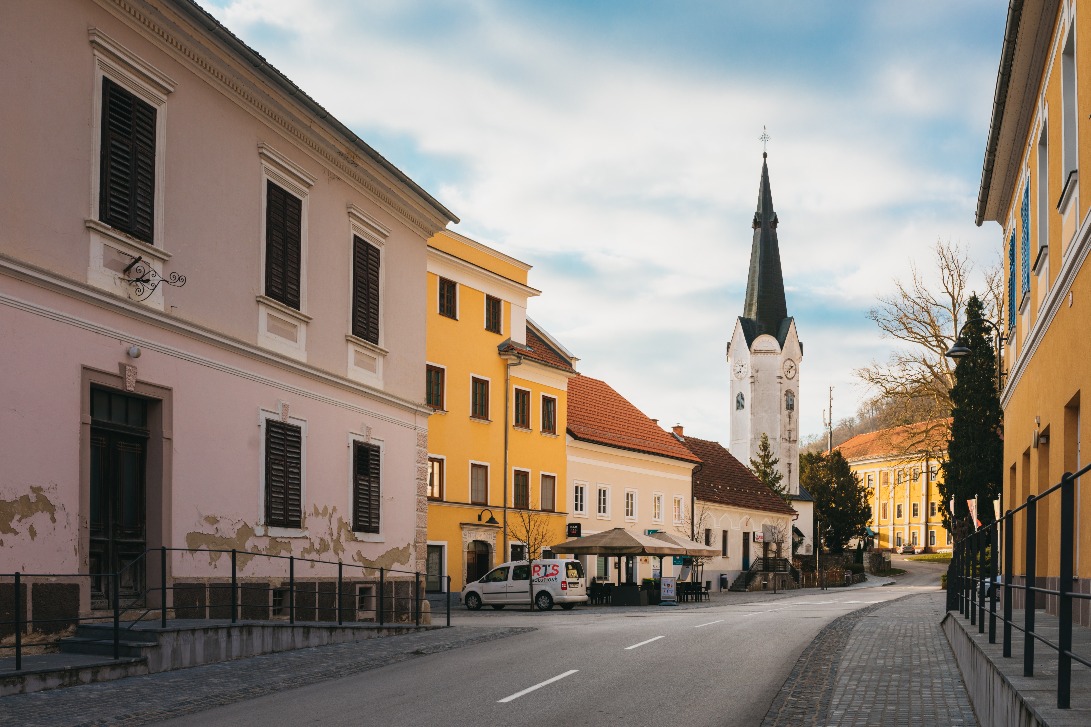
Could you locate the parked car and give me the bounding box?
[897,543,917,554]
[461,559,589,611]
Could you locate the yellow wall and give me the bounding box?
[850,457,950,552]
[425,233,569,591]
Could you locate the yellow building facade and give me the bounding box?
[976,1,1091,616]
[838,421,951,553]
[424,231,576,592]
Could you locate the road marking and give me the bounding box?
[694,619,724,628]
[498,670,579,703]
[625,635,665,650]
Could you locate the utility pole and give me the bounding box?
[823,386,834,453]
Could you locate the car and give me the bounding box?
[461,559,589,611]
[897,543,917,554]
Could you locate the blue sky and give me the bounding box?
[199,0,1008,442]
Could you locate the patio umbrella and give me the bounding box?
[551,527,684,556]
[647,531,721,558]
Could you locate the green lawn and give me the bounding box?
[907,553,952,563]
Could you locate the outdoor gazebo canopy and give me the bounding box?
[551,527,685,557]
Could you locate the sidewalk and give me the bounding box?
[763,590,979,726]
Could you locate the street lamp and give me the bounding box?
[944,317,1008,390]
[477,508,499,525]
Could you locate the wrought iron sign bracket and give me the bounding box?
[120,254,186,301]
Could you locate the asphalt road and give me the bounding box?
[159,556,945,727]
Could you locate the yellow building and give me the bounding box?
[424,230,576,592]
[838,420,951,552]
[975,0,1091,620]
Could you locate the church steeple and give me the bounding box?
[741,152,788,343]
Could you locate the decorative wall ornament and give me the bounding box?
[121,254,186,301]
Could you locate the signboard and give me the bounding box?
[660,576,677,605]
[645,529,660,535]
[566,523,582,538]
[753,531,765,543]
[672,556,685,565]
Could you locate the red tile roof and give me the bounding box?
[567,376,701,463]
[836,418,951,462]
[679,435,796,516]
[498,327,577,373]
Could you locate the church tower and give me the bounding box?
[727,152,802,498]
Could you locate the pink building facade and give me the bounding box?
[0,0,455,618]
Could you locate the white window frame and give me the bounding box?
[596,485,611,519]
[470,374,492,421]
[624,489,637,521]
[427,541,448,592]
[513,386,532,430]
[540,472,557,512]
[257,406,308,538]
[673,496,684,525]
[346,204,390,386]
[929,530,937,547]
[573,482,587,516]
[540,394,558,435]
[347,430,385,542]
[484,293,504,334]
[911,502,919,519]
[425,362,447,412]
[512,467,532,509]
[469,460,490,506]
[438,276,459,319]
[652,492,664,524]
[427,454,446,501]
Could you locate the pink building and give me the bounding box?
[0,0,455,621]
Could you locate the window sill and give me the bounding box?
[540,431,559,438]
[257,295,312,323]
[86,219,171,262]
[255,525,308,538]
[438,312,458,321]
[351,531,384,543]
[572,511,587,518]
[428,408,447,415]
[345,335,385,387]
[596,514,610,520]
[469,416,492,424]
[1033,245,1049,274]
[257,297,309,362]
[512,425,532,432]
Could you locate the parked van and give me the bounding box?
[461,559,588,611]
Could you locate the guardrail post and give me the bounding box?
[414,572,421,627]
[446,575,451,628]
[337,561,344,626]
[959,538,968,618]
[988,522,997,643]
[979,527,987,634]
[969,531,977,627]
[113,572,120,660]
[378,568,385,627]
[1024,494,1037,677]
[1058,472,1075,709]
[1003,509,1014,657]
[160,546,168,628]
[231,548,238,624]
[13,572,21,672]
[289,555,295,625]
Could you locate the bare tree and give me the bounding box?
[676,502,715,582]
[506,508,554,608]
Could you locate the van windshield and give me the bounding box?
[566,561,584,579]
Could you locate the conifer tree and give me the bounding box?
[750,432,788,502]
[940,294,1003,529]
[801,450,871,553]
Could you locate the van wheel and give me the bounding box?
[560,603,575,610]
[490,604,505,610]
[464,592,482,610]
[535,591,554,611]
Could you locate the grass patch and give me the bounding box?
[907,553,952,563]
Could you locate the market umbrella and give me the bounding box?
[551,527,684,556]
[647,531,721,558]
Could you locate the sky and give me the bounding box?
[199,0,1009,443]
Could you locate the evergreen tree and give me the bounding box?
[801,450,871,553]
[941,294,1003,529]
[750,432,788,502]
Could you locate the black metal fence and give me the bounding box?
[948,461,1091,709]
[1,546,451,672]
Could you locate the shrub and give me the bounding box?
[940,573,948,590]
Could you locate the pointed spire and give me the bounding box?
[741,153,788,342]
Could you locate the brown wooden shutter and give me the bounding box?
[265,181,302,309]
[265,420,302,528]
[99,78,156,244]
[353,441,381,533]
[352,236,380,344]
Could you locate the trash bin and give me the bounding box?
[719,574,728,591]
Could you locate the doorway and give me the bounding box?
[466,540,491,583]
[426,545,444,592]
[742,532,751,571]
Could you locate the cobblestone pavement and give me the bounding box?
[0,626,532,727]
[763,591,978,727]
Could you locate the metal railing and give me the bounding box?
[1,546,451,672]
[949,461,1091,709]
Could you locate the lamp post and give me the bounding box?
[944,317,1007,390]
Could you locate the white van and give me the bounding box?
[461,559,588,611]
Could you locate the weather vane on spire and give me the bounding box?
[760,126,770,154]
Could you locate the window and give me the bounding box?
[1007,229,1016,331]
[427,457,444,500]
[881,503,889,520]
[99,78,156,244]
[264,419,303,529]
[721,530,729,557]
[895,532,903,547]
[597,487,609,517]
[673,496,684,524]
[511,545,526,562]
[514,388,530,429]
[704,528,712,546]
[485,295,502,334]
[471,377,490,420]
[470,463,488,505]
[352,441,381,534]
[541,395,557,435]
[573,483,586,515]
[930,501,937,517]
[513,469,530,509]
[947,531,953,545]
[653,494,663,522]
[351,235,380,344]
[784,391,795,411]
[911,502,919,519]
[929,530,937,547]
[735,393,745,410]
[911,531,919,546]
[265,180,303,310]
[1062,27,1077,179]
[1037,126,1049,266]
[624,490,636,520]
[895,504,903,520]
[1020,179,1030,298]
[541,474,556,512]
[438,277,457,318]
[426,365,445,410]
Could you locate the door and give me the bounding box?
[466,540,491,584]
[90,427,148,606]
[478,566,510,604]
[426,545,444,592]
[508,563,531,604]
[742,532,751,570]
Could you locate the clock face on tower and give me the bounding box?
[783,359,797,379]
[733,361,748,379]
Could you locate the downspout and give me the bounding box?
[502,354,524,560]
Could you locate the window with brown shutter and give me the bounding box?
[352,441,381,533]
[265,181,302,310]
[513,470,530,509]
[438,278,457,318]
[540,474,556,512]
[470,463,488,505]
[514,388,530,428]
[99,78,156,244]
[426,365,445,409]
[541,395,557,434]
[352,236,380,344]
[265,420,302,529]
[471,377,490,420]
[485,295,502,333]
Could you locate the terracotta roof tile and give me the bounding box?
[836,418,951,462]
[498,327,577,373]
[567,376,701,463]
[679,435,796,516]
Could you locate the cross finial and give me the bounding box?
[760,126,770,156]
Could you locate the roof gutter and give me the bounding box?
[975,0,1025,226]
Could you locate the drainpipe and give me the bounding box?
[502,354,524,560]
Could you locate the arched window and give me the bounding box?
[784,391,795,411]
[735,392,745,410]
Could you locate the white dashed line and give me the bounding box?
[498,670,579,703]
[625,635,665,650]
[694,619,724,628]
